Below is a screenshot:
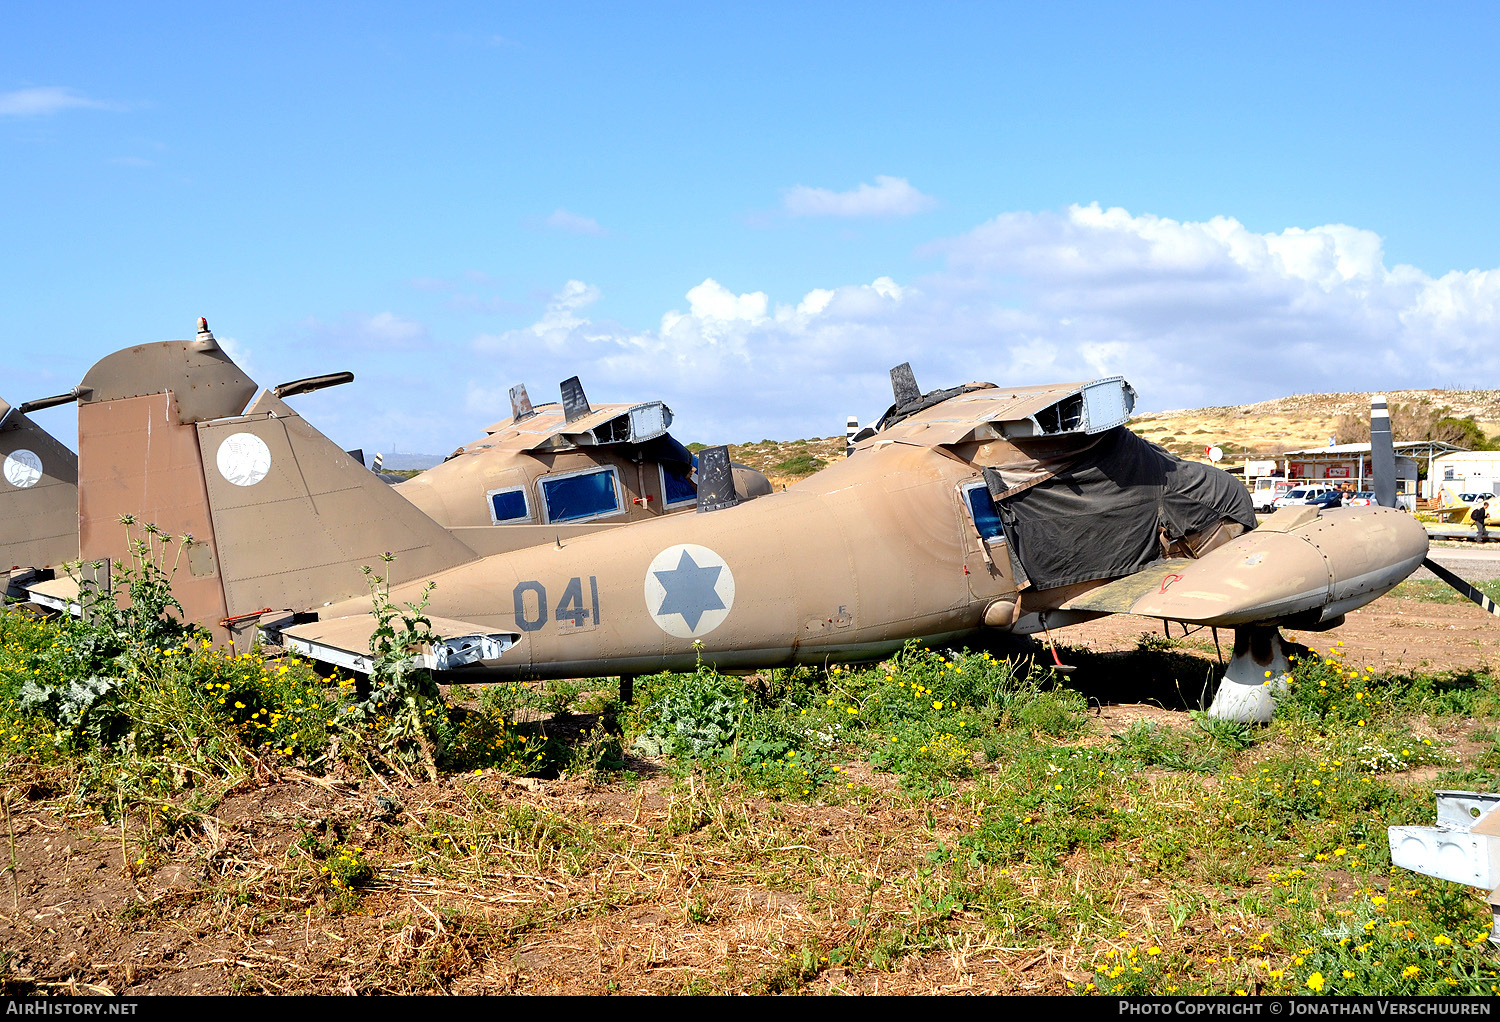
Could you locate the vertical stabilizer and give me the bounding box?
[0,398,79,571]
[77,389,234,642]
[74,327,476,645]
[75,332,260,643]
[201,391,477,621]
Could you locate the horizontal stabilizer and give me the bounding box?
[268,614,520,673]
[21,574,82,615]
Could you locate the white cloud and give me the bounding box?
[215,335,256,381]
[0,86,112,117]
[782,175,937,218]
[299,311,429,350]
[456,205,1500,446]
[544,209,607,236]
[364,311,426,346]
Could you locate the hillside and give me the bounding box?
[1131,388,1500,463]
[720,436,848,488]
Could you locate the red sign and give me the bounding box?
[1325,466,1350,478]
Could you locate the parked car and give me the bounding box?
[1250,478,1292,513]
[1345,491,1377,506]
[1307,489,1344,509]
[1272,484,1341,510]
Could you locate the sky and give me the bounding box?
[4,1,1499,456]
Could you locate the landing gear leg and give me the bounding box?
[1207,625,1291,724]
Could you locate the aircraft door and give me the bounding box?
[959,481,1016,601]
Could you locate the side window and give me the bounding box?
[962,482,1004,541]
[541,467,622,523]
[660,464,697,508]
[486,486,531,524]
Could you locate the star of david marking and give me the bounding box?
[653,549,726,632]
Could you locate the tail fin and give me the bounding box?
[75,324,475,644]
[0,397,79,571]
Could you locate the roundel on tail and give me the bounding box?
[644,544,735,638]
[3,449,42,489]
[217,433,272,487]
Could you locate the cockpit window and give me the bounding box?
[541,467,622,523]
[486,485,531,524]
[661,464,697,507]
[962,481,1004,540]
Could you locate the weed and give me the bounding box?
[337,555,446,780]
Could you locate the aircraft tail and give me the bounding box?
[73,321,476,645]
[0,398,79,572]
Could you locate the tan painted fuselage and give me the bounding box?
[320,442,996,676]
[309,441,1429,680]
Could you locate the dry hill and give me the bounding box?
[1131,388,1500,463]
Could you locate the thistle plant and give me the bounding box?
[339,553,447,780]
[72,515,205,654]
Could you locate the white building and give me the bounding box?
[1432,450,1500,500]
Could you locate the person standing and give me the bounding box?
[1476,502,1490,542]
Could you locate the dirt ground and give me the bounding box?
[1056,587,1500,678]
[2,588,1495,997]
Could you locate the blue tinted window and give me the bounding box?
[663,466,696,505]
[542,470,619,522]
[489,488,528,522]
[965,485,1003,540]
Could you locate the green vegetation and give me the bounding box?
[3,543,1498,995]
[771,453,828,476]
[1336,398,1497,451]
[1393,577,1500,605]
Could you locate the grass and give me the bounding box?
[3,607,1500,995]
[1392,578,1500,605]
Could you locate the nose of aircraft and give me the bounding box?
[1127,506,1428,627]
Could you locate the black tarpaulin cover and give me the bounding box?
[994,427,1256,590]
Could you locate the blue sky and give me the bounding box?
[4,2,1499,454]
